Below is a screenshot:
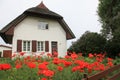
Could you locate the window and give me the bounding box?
[22,41,31,52]
[37,41,45,52]
[38,22,48,30]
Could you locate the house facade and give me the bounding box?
[0,2,75,57]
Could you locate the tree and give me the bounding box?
[68,31,106,55]
[98,0,120,57]
[98,0,120,39]
[105,27,120,57]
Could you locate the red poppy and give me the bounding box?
[71,53,78,60]
[27,62,36,68]
[63,61,72,67]
[42,61,49,65]
[89,53,94,58]
[107,58,113,62]
[53,51,58,57]
[57,66,63,71]
[43,70,54,77]
[107,62,113,67]
[38,63,48,70]
[1,64,11,70]
[41,78,47,80]
[99,64,105,71]
[72,66,80,72]
[53,58,60,65]
[16,64,22,69]
[65,55,70,59]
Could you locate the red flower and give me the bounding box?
[53,51,58,57]
[16,64,22,69]
[65,55,70,59]
[71,53,78,60]
[57,66,63,71]
[87,65,92,73]
[42,61,49,65]
[96,57,103,62]
[20,52,25,56]
[107,62,113,67]
[107,58,113,62]
[53,58,60,65]
[38,63,48,70]
[99,64,105,71]
[63,61,72,67]
[1,64,11,70]
[89,53,94,58]
[43,70,54,77]
[27,62,36,68]
[72,66,80,72]
[41,78,47,80]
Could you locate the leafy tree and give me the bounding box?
[105,27,120,58]
[68,31,106,55]
[98,0,120,57]
[98,0,120,39]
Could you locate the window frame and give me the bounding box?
[38,22,49,30]
[22,40,31,52]
[37,41,45,52]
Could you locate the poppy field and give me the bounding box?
[0,52,118,80]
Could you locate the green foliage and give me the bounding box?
[98,0,120,38]
[68,31,106,55]
[114,57,120,65]
[98,0,120,57]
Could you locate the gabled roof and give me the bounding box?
[0,2,75,44]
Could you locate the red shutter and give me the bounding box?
[32,40,37,52]
[45,41,49,52]
[17,40,22,52]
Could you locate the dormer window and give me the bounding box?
[38,22,48,30]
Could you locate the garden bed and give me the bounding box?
[0,52,119,80]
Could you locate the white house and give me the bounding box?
[0,2,75,57]
[0,44,12,57]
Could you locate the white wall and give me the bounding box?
[12,16,67,57]
[0,47,12,57]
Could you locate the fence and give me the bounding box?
[82,64,120,80]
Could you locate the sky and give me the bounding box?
[0,0,101,48]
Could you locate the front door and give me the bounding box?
[51,41,58,55]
